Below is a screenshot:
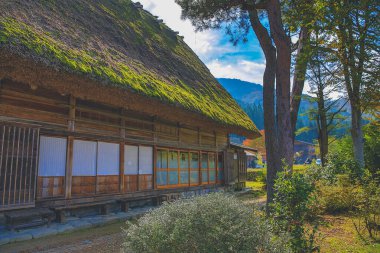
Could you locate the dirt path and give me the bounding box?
[0,221,126,253]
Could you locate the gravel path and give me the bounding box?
[0,221,127,253]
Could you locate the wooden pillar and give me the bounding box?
[214,131,217,148]
[120,109,126,193]
[120,109,126,139]
[65,136,73,199]
[119,143,125,193]
[177,123,181,147]
[68,96,76,132]
[65,96,75,199]
[197,127,201,146]
[153,145,157,189]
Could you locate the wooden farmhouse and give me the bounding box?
[0,0,259,219]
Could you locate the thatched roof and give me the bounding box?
[0,0,259,137]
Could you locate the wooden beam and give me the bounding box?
[65,136,74,199]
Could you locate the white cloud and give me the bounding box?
[208,59,265,84]
[137,0,222,60]
[136,0,265,84]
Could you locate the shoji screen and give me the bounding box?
[124,145,153,192]
[37,136,67,198]
[179,152,189,185]
[124,145,138,192]
[72,140,97,196]
[97,142,119,193]
[138,146,153,190]
[168,151,179,185]
[201,153,209,184]
[190,152,199,185]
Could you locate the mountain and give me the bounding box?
[218,78,350,143]
[217,78,263,105]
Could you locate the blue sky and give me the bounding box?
[138,0,266,84]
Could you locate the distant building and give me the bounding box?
[294,140,316,164]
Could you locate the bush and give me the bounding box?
[354,171,380,240]
[123,193,290,253]
[247,169,267,184]
[271,170,319,253]
[318,175,362,214]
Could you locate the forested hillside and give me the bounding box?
[218,78,351,143]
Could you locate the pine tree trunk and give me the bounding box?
[248,9,281,205]
[351,103,365,167]
[318,107,328,167]
[291,27,310,133]
[268,0,294,168]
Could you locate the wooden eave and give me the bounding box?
[0,50,259,139]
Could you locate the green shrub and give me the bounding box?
[123,193,290,253]
[271,170,319,253]
[247,169,267,184]
[354,171,380,240]
[318,175,362,214]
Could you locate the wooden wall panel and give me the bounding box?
[71,176,96,196]
[139,174,153,191]
[124,175,138,192]
[201,132,215,147]
[180,128,198,145]
[96,175,119,194]
[0,82,69,130]
[37,176,64,198]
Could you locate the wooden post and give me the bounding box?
[214,131,217,148]
[177,123,181,147]
[65,136,73,199]
[65,95,75,199]
[120,109,126,193]
[68,96,76,132]
[120,109,126,139]
[119,143,125,193]
[197,127,201,146]
[153,145,157,189]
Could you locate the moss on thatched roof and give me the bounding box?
[0,0,258,134]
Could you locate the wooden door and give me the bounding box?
[0,123,40,211]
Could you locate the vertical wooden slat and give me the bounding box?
[33,128,40,202]
[65,136,74,199]
[8,126,16,205]
[2,126,11,206]
[28,128,36,203]
[18,128,26,204]
[3,126,11,206]
[13,127,21,204]
[23,128,31,203]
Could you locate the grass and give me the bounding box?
[318,215,380,253]
[244,166,380,252]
